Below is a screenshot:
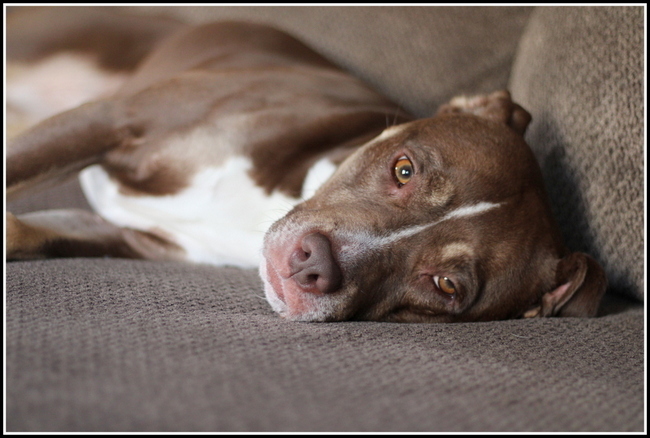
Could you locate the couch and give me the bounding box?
[5,6,645,432]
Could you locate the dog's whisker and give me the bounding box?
[392,105,401,127]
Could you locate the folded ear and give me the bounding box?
[436,89,532,136]
[525,252,607,318]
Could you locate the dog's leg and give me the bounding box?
[7,210,184,261]
[5,97,167,261]
[7,99,128,201]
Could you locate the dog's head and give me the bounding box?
[261,91,606,322]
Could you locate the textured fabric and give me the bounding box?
[6,259,644,432]
[509,6,645,301]
[5,6,645,433]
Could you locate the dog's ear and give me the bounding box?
[525,252,607,318]
[436,90,532,136]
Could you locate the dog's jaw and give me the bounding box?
[260,216,348,322]
[259,257,287,315]
[260,253,344,322]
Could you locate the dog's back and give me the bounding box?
[7,9,412,267]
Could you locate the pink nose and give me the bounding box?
[288,233,342,295]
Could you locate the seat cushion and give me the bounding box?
[6,258,644,431]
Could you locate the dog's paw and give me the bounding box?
[6,212,45,260]
[437,90,531,136]
[6,212,21,256]
[7,212,27,260]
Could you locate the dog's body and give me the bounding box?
[7,8,607,322]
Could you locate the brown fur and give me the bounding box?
[6,10,606,322]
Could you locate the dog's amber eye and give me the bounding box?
[394,156,414,186]
[434,276,456,294]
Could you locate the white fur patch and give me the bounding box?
[441,242,475,260]
[301,157,337,200]
[79,157,301,267]
[336,201,502,264]
[79,153,337,267]
[373,122,410,142]
[376,201,502,247]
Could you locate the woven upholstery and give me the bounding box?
[6,258,644,432]
[510,6,645,301]
[6,6,644,432]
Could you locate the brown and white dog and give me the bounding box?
[6,8,607,322]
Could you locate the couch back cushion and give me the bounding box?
[125,6,534,117]
[510,6,644,301]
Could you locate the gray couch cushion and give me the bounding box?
[6,258,644,431]
[509,6,645,301]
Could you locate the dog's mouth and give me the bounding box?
[263,258,286,304]
[260,226,351,321]
[260,258,344,322]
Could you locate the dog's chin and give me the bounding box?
[259,257,287,313]
[259,256,342,322]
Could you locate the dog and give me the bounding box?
[6,8,607,322]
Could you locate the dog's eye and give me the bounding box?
[433,276,456,294]
[394,156,414,186]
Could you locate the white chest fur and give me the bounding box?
[79,156,337,267]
